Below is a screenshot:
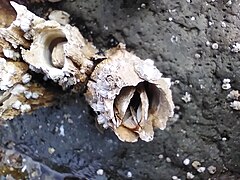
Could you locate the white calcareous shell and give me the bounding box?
[85,44,175,142]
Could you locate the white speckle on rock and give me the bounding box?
[211,43,218,50]
[197,167,206,173]
[222,137,227,141]
[127,171,132,178]
[186,172,195,179]
[190,17,195,21]
[194,53,201,59]
[207,165,217,174]
[206,41,211,46]
[169,17,173,21]
[166,157,171,163]
[96,169,104,176]
[158,154,164,159]
[226,0,232,6]
[182,92,191,103]
[59,125,65,136]
[140,3,146,8]
[227,90,240,100]
[208,21,214,26]
[12,100,22,110]
[231,42,240,53]
[183,158,190,165]
[221,21,226,28]
[48,147,55,154]
[172,176,178,180]
[21,165,27,172]
[103,25,109,31]
[200,84,205,89]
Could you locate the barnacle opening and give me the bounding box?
[40,31,67,69]
[114,81,161,130]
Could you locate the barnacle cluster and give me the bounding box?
[0,1,174,142]
[86,44,174,142]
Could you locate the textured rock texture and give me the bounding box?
[1,0,240,179]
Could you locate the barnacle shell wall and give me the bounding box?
[85,44,175,142]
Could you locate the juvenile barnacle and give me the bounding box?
[85,44,175,142]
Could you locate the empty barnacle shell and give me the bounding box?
[21,22,97,89]
[85,43,175,142]
[1,2,98,90]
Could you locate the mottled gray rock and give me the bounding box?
[1,0,240,179]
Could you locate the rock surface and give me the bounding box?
[1,0,240,179]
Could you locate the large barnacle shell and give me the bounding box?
[21,22,96,89]
[0,2,97,90]
[85,44,174,142]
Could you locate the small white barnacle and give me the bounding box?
[85,44,175,142]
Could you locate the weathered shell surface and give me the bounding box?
[0,50,55,121]
[0,2,97,90]
[0,58,28,91]
[0,83,55,121]
[0,2,56,121]
[85,44,175,142]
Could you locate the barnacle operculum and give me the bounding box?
[85,44,174,142]
[1,2,98,90]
